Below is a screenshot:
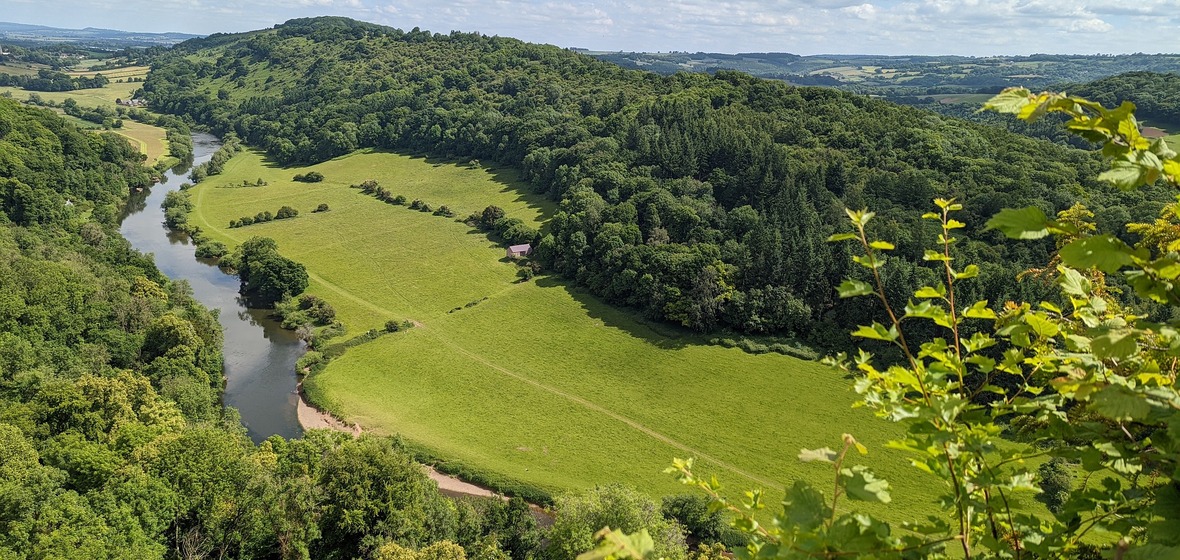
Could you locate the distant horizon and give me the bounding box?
[2,0,1178,59]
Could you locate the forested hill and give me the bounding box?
[145,17,1170,344]
[1065,71,1180,126]
[0,96,549,560]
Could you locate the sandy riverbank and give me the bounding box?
[296,385,496,498]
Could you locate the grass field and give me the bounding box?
[66,65,149,80]
[0,80,141,107]
[180,147,984,522]
[0,62,45,76]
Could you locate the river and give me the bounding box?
[119,133,304,443]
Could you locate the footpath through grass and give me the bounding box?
[187,148,965,520]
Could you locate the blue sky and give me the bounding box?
[4,0,1179,56]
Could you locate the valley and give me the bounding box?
[184,147,932,517]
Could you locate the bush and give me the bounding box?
[419,203,433,213]
[661,494,723,543]
[293,171,323,183]
[275,206,299,219]
[314,203,330,213]
[194,241,227,259]
[392,195,407,205]
[409,199,423,210]
[433,205,455,218]
[1037,458,1073,514]
[548,484,687,560]
[384,320,401,333]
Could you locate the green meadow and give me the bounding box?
[187,148,1030,520]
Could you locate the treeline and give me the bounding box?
[0,68,109,91]
[143,16,1171,346]
[188,132,242,182]
[0,89,738,560]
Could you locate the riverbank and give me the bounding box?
[295,386,504,500]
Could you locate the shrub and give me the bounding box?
[409,199,423,210]
[419,203,433,213]
[384,320,400,333]
[479,205,505,230]
[275,206,298,220]
[1037,458,1072,514]
[194,241,227,259]
[392,195,407,205]
[293,171,323,183]
[661,494,723,543]
[314,203,330,213]
[433,205,455,218]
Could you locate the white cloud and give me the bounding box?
[1069,17,1113,33]
[1,0,1175,55]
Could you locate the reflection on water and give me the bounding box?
[119,133,304,443]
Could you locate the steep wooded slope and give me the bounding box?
[145,17,1169,344]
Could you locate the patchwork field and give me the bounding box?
[186,148,1032,521]
[0,80,141,106]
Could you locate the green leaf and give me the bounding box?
[985,207,1050,239]
[1091,329,1138,360]
[840,465,892,503]
[1090,385,1152,422]
[837,279,874,298]
[1098,160,1153,190]
[869,240,895,251]
[827,232,858,242]
[914,285,945,299]
[963,301,996,320]
[1059,234,1135,273]
[784,481,830,532]
[982,88,1033,115]
[852,323,897,342]
[954,264,979,280]
[577,529,656,560]
[1057,266,1091,296]
[1023,313,1060,338]
[798,447,838,463]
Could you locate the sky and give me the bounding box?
[4,0,1180,56]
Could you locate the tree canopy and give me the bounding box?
[144,17,1171,348]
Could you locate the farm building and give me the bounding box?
[506,244,532,258]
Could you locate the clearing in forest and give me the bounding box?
[188,148,938,519]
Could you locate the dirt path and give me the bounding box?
[297,387,503,498]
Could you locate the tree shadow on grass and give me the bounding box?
[532,276,696,351]
[249,147,556,223]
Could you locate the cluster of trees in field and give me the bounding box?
[0,68,109,91]
[354,179,460,218]
[229,205,299,228]
[143,17,1171,347]
[467,205,540,246]
[0,90,743,560]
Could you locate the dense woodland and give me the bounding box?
[1066,71,1180,125]
[0,87,733,560]
[143,17,1172,347]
